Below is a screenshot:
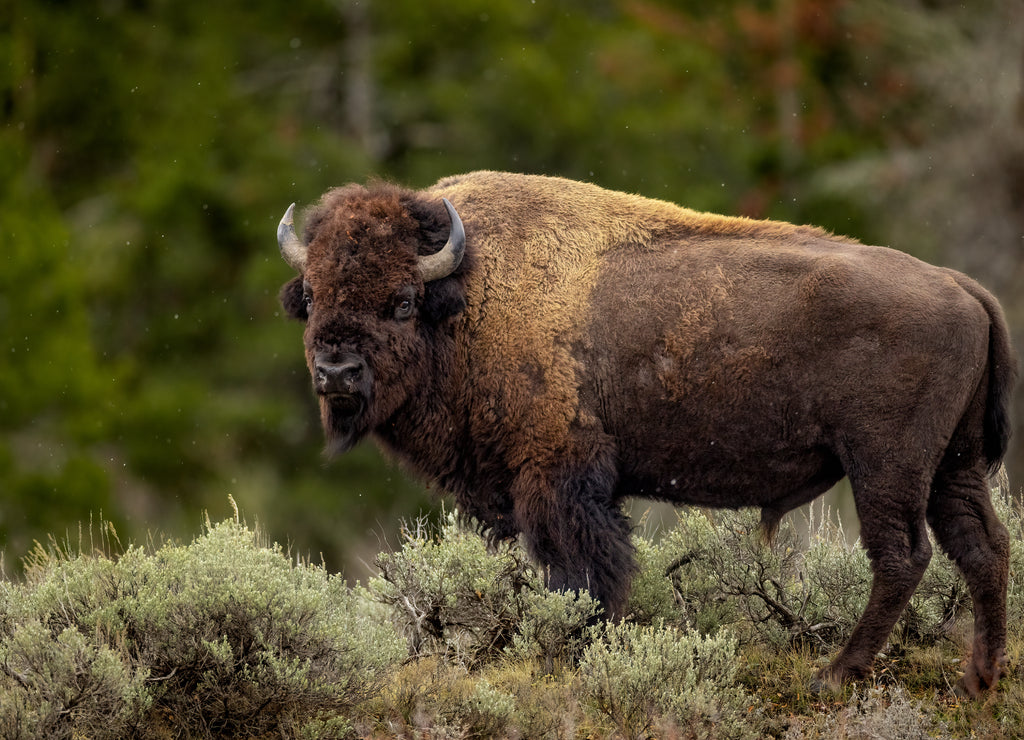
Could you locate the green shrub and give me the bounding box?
[782,685,951,739]
[447,677,517,738]
[797,509,871,648]
[578,621,757,740]
[119,520,403,738]
[0,621,150,740]
[628,492,1024,656]
[371,511,539,666]
[0,517,404,739]
[994,483,1024,635]
[507,587,601,673]
[626,533,688,627]
[630,508,817,646]
[2,485,1021,738]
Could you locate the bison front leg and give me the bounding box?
[513,458,636,618]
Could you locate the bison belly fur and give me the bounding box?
[276,170,1017,696]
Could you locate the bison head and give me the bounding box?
[277,184,465,454]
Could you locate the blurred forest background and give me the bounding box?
[2,0,1022,578]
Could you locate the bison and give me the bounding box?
[276,171,1016,695]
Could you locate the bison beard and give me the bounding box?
[314,351,374,455]
[320,394,367,456]
[277,171,1017,697]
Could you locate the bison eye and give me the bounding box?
[302,280,313,312]
[394,298,414,321]
[393,286,417,321]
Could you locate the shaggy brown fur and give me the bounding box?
[278,171,1017,696]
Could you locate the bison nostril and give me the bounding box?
[314,355,367,394]
[338,360,364,384]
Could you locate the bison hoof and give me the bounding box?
[956,654,1007,699]
[809,674,837,694]
[812,662,870,693]
[809,670,843,694]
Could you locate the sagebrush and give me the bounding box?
[0,516,403,739]
[1,485,1021,738]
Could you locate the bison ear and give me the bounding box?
[279,276,308,321]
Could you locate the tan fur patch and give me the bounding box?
[427,172,843,469]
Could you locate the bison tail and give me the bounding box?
[955,273,1018,474]
[984,318,1017,475]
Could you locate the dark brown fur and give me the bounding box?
[279,171,1017,695]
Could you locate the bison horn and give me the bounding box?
[418,198,466,282]
[277,203,308,272]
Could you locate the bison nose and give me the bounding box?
[314,354,367,395]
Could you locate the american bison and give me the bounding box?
[276,171,1016,695]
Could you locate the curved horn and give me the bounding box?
[418,198,466,283]
[277,203,308,272]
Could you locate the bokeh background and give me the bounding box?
[3,0,1022,578]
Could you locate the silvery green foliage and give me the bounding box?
[371,510,539,666]
[994,482,1024,634]
[0,519,403,739]
[629,508,815,646]
[627,487,1024,652]
[117,520,403,736]
[372,510,604,672]
[507,587,602,673]
[578,621,757,740]
[627,534,690,627]
[798,508,871,647]
[444,677,517,739]
[0,621,150,740]
[783,685,952,740]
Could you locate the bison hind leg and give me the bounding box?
[927,464,1010,696]
[819,468,934,688]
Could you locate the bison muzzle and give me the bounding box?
[276,171,1017,696]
